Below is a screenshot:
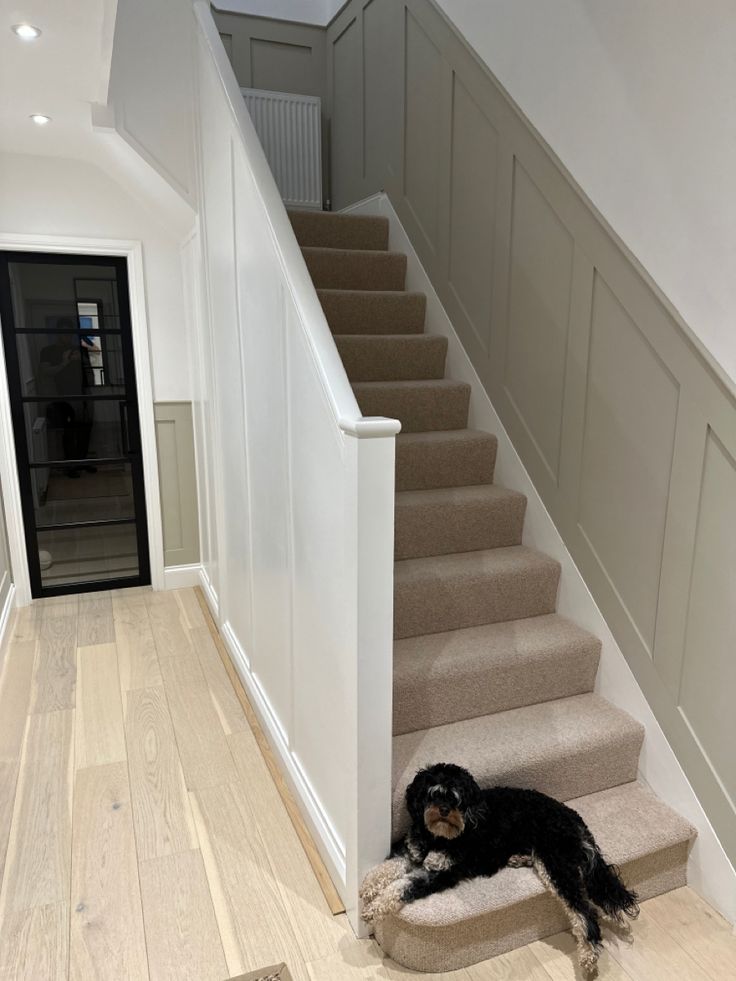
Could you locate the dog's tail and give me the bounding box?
[584,837,640,922]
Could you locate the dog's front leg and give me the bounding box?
[360,855,413,923]
[367,865,466,923]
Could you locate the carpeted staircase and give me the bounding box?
[289,207,695,973]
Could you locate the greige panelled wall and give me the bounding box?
[154,402,200,567]
[212,8,330,205]
[328,0,736,865]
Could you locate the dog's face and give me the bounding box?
[405,763,482,841]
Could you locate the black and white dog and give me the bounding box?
[361,763,639,973]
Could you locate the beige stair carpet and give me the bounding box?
[288,207,695,973]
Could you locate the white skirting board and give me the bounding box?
[218,615,348,896]
[0,581,17,675]
[162,563,203,589]
[342,191,736,924]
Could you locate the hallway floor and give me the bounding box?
[0,586,733,980]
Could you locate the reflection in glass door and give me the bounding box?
[0,252,150,596]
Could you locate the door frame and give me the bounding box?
[0,233,165,605]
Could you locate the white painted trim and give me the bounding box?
[198,565,219,621]
[0,233,165,602]
[0,581,17,670]
[218,616,348,891]
[163,563,203,589]
[343,191,736,925]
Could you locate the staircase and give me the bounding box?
[289,207,695,973]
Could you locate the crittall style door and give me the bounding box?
[0,252,150,596]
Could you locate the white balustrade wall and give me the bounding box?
[188,3,398,926]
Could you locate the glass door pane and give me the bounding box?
[0,253,150,596]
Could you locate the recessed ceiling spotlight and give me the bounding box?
[12,23,42,40]
[30,114,51,126]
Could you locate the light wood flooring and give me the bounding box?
[0,586,734,981]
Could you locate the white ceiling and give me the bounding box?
[214,0,344,27]
[0,0,117,159]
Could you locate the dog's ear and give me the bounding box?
[455,769,484,825]
[405,767,434,822]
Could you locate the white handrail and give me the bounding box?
[194,2,400,441]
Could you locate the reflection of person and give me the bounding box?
[38,319,94,478]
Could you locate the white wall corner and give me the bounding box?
[342,191,736,925]
[0,582,17,674]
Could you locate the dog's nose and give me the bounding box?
[438,805,450,817]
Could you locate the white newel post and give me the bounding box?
[344,420,399,935]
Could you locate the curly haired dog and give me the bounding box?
[361,763,639,974]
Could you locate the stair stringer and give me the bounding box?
[342,191,736,925]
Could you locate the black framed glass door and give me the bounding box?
[0,252,150,596]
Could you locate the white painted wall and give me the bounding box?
[213,0,344,26]
[0,153,191,401]
[436,0,736,385]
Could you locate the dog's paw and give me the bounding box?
[423,850,453,872]
[507,854,533,868]
[578,945,600,976]
[360,856,410,908]
[364,877,409,923]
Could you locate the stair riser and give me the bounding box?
[394,493,526,560]
[303,249,406,290]
[393,562,560,639]
[354,383,470,432]
[318,290,426,334]
[392,724,642,837]
[289,211,389,250]
[396,435,497,491]
[375,843,689,974]
[393,641,600,735]
[336,335,447,382]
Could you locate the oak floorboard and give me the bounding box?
[191,626,249,736]
[69,761,148,981]
[0,641,36,886]
[174,588,206,629]
[468,946,554,980]
[158,654,237,790]
[139,849,228,981]
[189,783,309,981]
[0,902,69,981]
[76,611,115,648]
[124,686,197,861]
[115,609,162,692]
[0,709,74,914]
[645,886,736,980]
[75,644,126,770]
[30,613,77,713]
[147,595,192,658]
[228,730,345,963]
[605,904,714,981]
[530,931,634,980]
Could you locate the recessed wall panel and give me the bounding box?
[404,12,442,250]
[448,76,499,353]
[505,162,573,480]
[250,38,314,95]
[578,275,679,652]
[331,18,362,209]
[363,0,397,187]
[679,431,736,807]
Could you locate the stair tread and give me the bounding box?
[336,334,447,381]
[395,430,498,491]
[394,544,559,585]
[303,246,406,291]
[392,692,644,834]
[393,613,600,733]
[288,209,389,250]
[396,483,525,509]
[355,379,471,433]
[393,781,694,928]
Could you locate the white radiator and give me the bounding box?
[241,87,322,210]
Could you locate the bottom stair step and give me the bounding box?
[374,781,695,973]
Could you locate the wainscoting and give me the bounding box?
[154,402,200,567]
[327,0,736,867]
